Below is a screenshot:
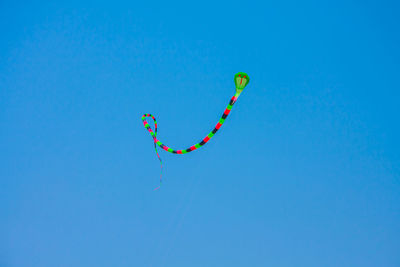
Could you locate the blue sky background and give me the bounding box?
[1,1,399,266]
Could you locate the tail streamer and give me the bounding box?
[141,72,250,189]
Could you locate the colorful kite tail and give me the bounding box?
[141,72,250,189]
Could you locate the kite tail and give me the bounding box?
[141,94,239,188]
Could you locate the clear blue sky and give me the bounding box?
[1,1,399,266]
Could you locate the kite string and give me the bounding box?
[153,141,162,190]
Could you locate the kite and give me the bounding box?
[142,72,250,189]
